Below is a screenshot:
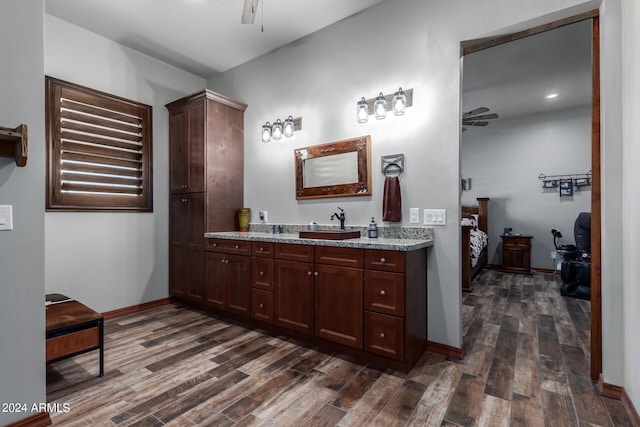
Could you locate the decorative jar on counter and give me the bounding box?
[238,208,250,232]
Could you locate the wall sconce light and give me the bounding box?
[262,122,271,142]
[374,93,388,119]
[261,116,303,142]
[272,119,283,140]
[357,98,369,123]
[392,87,407,115]
[356,88,413,123]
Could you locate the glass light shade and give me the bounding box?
[357,97,369,123]
[272,119,283,140]
[392,87,407,115]
[261,122,271,142]
[283,116,295,137]
[374,92,387,120]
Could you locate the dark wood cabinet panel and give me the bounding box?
[168,100,205,194]
[315,246,363,268]
[204,251,226,309]
[169,193,204,301]
[364,249,405,273]
[205,244,250,316]
[252,257,274,291]
[275,243,314,263]
[364,270,405,317]
[314,264,363,349]
[251,288,273,323]
[364,311,405,361]
[274,260,314,335]
[252,242,275,258]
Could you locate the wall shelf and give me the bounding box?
[0,124,28,167]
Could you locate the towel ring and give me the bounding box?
[381,153,404,177]
[383,162,402,177]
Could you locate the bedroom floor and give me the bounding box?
[46,270,632,426]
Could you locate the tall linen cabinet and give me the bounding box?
[166,90,247,302]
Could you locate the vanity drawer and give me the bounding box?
[207,239,251,255]
[364,311,404,361]
[275,243,314,262]
[252,242,275,258]
[364,249,405,273]
[364,270,405,316]
[252,257,274,290]
[251,289,273,323]
[315,246,363,268]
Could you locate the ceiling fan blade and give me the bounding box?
[241,0,260,24]
[462,120,489,126]
[464,107,489,116]
[473,113,499,120]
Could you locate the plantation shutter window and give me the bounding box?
[46,76,153,211]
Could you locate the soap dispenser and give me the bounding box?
[368,217,378,238]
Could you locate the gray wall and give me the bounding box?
[44,15,205,313]
[207,0,601,351]
[0,1,46,424]
[462,107,591,269]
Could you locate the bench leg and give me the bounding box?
[99,319,104,377]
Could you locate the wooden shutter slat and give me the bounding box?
[61,151,142,170]
[61,171,142,187]
[60,98,142,126]
[61,121,141,143]
[61,141,142,162]
[61,130,142,151]
[61,161,142,178]
[61,182,143,195]
[61,110,141,134]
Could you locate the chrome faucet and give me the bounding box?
[330,207,346,230]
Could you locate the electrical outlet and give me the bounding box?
[409,208,419,224]
[259,211,268,223]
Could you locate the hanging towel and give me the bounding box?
[382,176,402,222]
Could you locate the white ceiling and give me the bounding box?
[45,0,385,78]
[463,19,592,126]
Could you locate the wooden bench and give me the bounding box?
[46,294,103,377]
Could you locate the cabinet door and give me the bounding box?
[169,107,188,193]
[226,254,251,316]
[205,252,226,309]
[186,193,205,301]
[274,260,314,335]
[314,264,363,349]
[252,257,274,290]
[169,195,188,298]
[168,100,205,193]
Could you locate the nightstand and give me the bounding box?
[500,234,533,274]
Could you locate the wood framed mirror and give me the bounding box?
[294,135,371,200]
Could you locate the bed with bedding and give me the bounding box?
[461,197,489,292]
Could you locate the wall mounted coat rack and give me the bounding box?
[539,171,591,197]
[0,124,28,167]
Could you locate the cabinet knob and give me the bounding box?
[380,290,386,296]
[314,271,319,276]
[221,259,225,263]
[380,258,386,264]
[235,245,239,249]
[259,247,264,252]
[259,303,264,308]
[380,332,385,338]
[181,198,187,203]
[307,271,312,276]
[259,271,264,276]
[182,184,188,189]
[212,243,217,247]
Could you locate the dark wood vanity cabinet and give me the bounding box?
[167,90,246,300]
[199,239,428,371]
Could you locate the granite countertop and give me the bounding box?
[204,231,433,251]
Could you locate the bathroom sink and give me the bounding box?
[298,230,361,240]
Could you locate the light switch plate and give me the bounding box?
[409,208,419,224]
[0,205,13,231]
[424,209,446,226]
[259,211,268,223]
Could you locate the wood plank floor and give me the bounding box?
[46,270,632,426]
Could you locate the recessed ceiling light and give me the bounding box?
[546,93,559,99]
